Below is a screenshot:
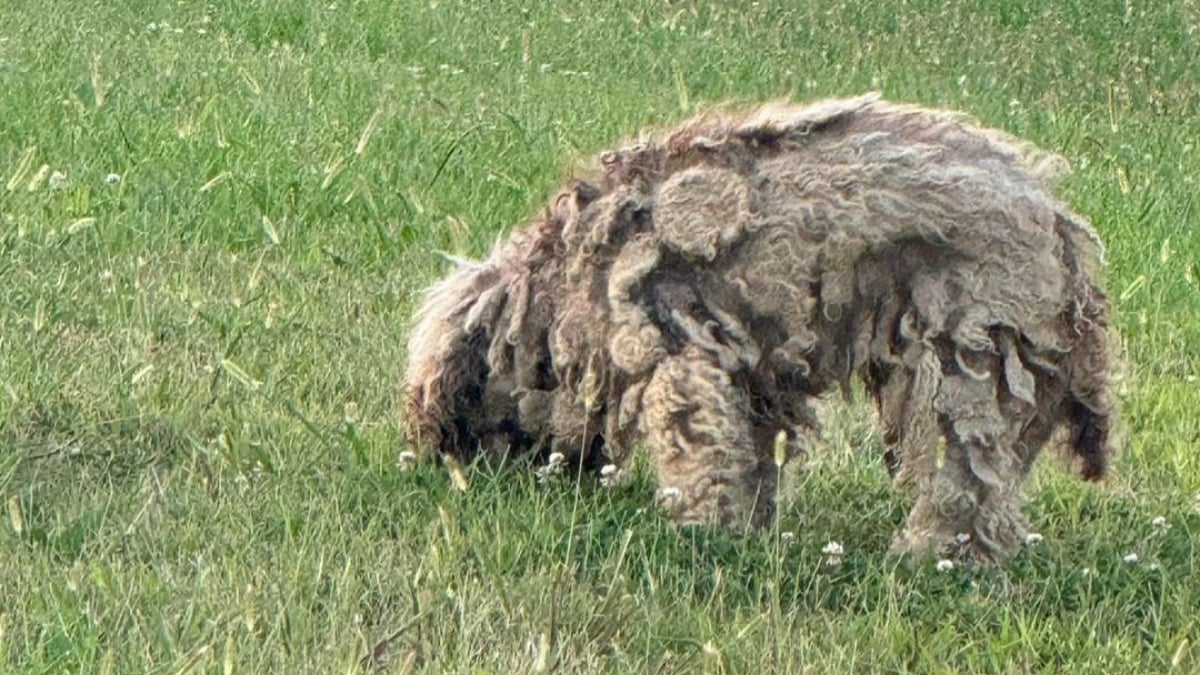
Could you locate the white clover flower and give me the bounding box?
[1151,516,1167,529]
[821,540,844,566]
[936,559,954,572]
[535,453,566,484]
[48,171,68,191]
[104,173,122,185]
[780,531,795,543]
[599,463,627,488]
[656,486,683,508]
[1025,532,1044,545]
[1123,552,1139,564]
[396,450,417,471]
[954,532,972,545]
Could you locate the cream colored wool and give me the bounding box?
[404,94,1116,561]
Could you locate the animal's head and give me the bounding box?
[404,182,633,466]
[404,254,520,462]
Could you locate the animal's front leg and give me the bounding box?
[639,347,775,531]
[891,352,1037,562]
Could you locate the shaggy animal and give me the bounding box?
[404,94,1116,561]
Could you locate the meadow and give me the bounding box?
[1,0,1198,672]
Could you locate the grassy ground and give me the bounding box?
[2,0,1198,672]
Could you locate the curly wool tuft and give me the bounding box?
[403,94,1117,561]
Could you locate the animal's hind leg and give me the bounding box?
[640,347,775,530]
[891,346,1037,561]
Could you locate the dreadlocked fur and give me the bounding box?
[404,93,1117,561]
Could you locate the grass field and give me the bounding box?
[2,0,1199,672]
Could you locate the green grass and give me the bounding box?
[2,0,1199,672]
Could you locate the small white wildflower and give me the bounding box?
[146,22,158,31]
[98,269,113,282]
[535,453,566,484]
[396,450,417,471]
[936,559,955,572]
[954,532,972,545]
[103,172,121,185]
[1148,563,1160,572]
[1151,515,1167,529]
[196,28,208,35]
[1025,532,1044,545]
[821,540,844,566]
[780,531,795,543]
[1081,567,1091,576]
[656,486,683,509]
[48,170,68,191]
[1123,552,1139,564]
[599,463,627,488]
